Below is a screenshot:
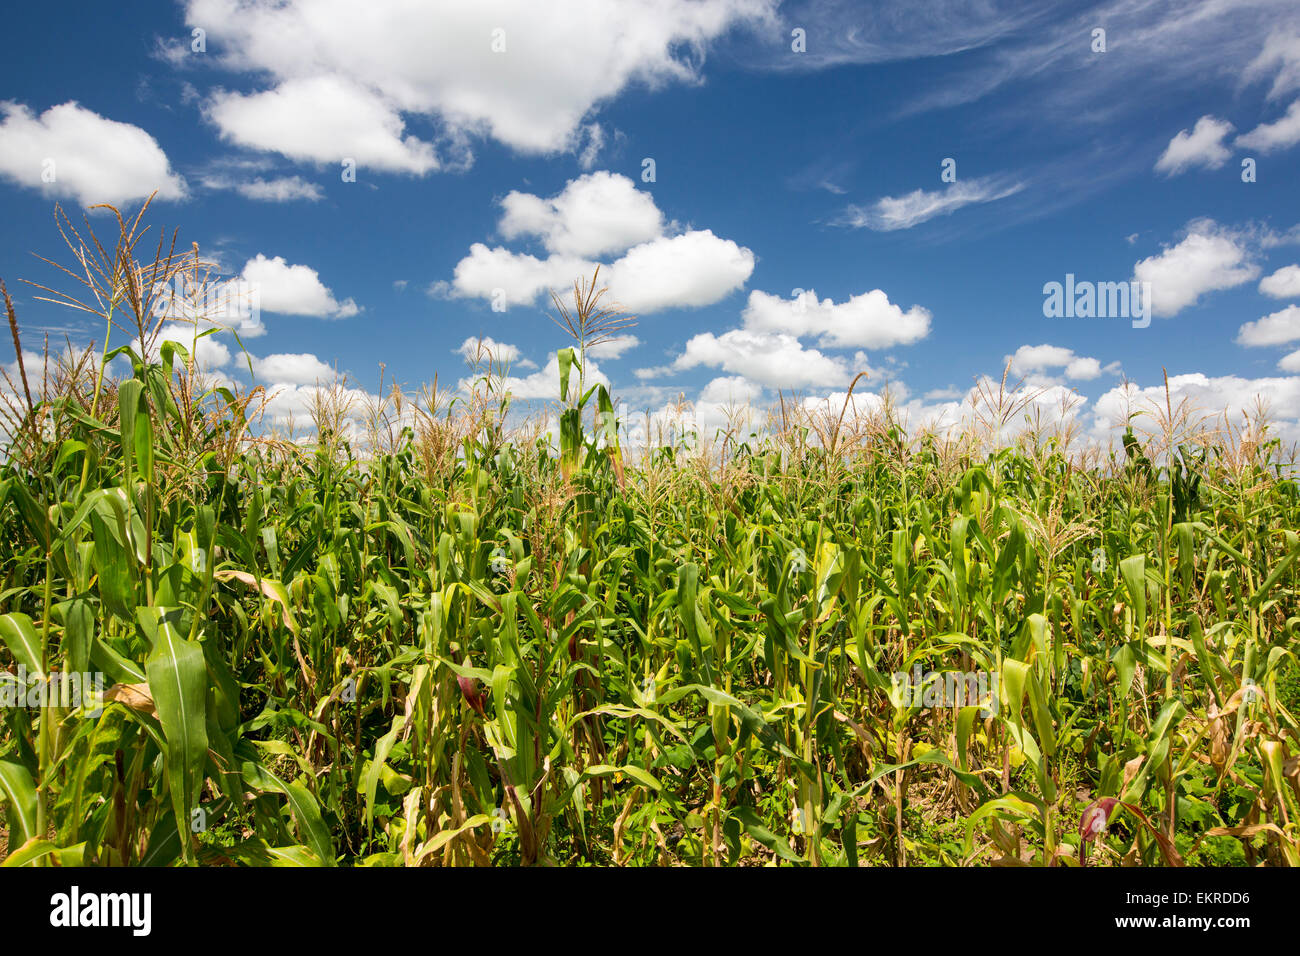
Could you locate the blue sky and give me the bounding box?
[3,0,1300,446]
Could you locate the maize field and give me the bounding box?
[0,206,1298,868]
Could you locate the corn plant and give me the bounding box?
[1,205,1298,867]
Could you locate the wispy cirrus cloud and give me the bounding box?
[201,173,323,202]
[759,0,1055,71]
[840,176,1024,231]
[867,0,1298,122]
[1240,29,1300,100]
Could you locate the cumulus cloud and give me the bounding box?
[1260,264,1300,299]
[0,101,186,206]
[634,283,932,391]
[1133,221,1260,317]
[135,323,232,371]
[586,334,641,359]
[644,364,1300,455]
[742,288,930,349]
[446,173,754,313]
[261,382,378,429]
[784,376,1086,450]
[923,385,964,401]
[449,244,592,308]
[639,366,1300,456]
[841,176,1024,231]
[661,329,852,389]
[1236,99,1300,153]
[1154,115,1234,175]
[625,375,765,448]
[697,374,764,406]
[182,0,773,165]
[464,350,608,400]
[241,254,360,318]
[499,171,662,257]
[799,388,890,421]
[1090,373,1300,445]
[454,336,533,366]
[207,76,439,173]
[1005,344,1112,382]
[250,352,339,385]
[1236,304,1300,347]
[604,231,754,312]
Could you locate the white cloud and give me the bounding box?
[1236,99,1300,153]
[235,176,323,202]
[742,288,930,349]
[207,75,439,173]
[200,167,323,201]
[1133,222,1260,317]
[1236,304,1300,347]
[455,336,529,365]
[241,254,360,318]
[1006,344,1108,382]
[1260,264,1300,298]
[604,230,754,312]
[630,284,929,397]
[923,385,964,401]
[697,375,763,406]
[577,123,606,171]
[466,350,608,401]
[1242,30,1300,101]
[1155,115,1234,175]
[1278,348,1300,373]
[137,323,232,370]
[1263,224,1300,249]
[626,375,765,447]
[663,329,852,389]
[586,334,641,359]
[789,1,1291,134]
[1090,373,1300,445]
[250,352,338,385]
[785,376,1085,449]
[842,176,1024,231]
[499,172,662,258]
[0,101,186,206]
[449,244,593,308]
[182,0,773,163]
[447,174,754,313]
[261,382,377,428]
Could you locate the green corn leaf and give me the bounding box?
[1120,554,1147,628]
[144,618,209,862]
[0,761,40,846]
[0,613,44,678]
